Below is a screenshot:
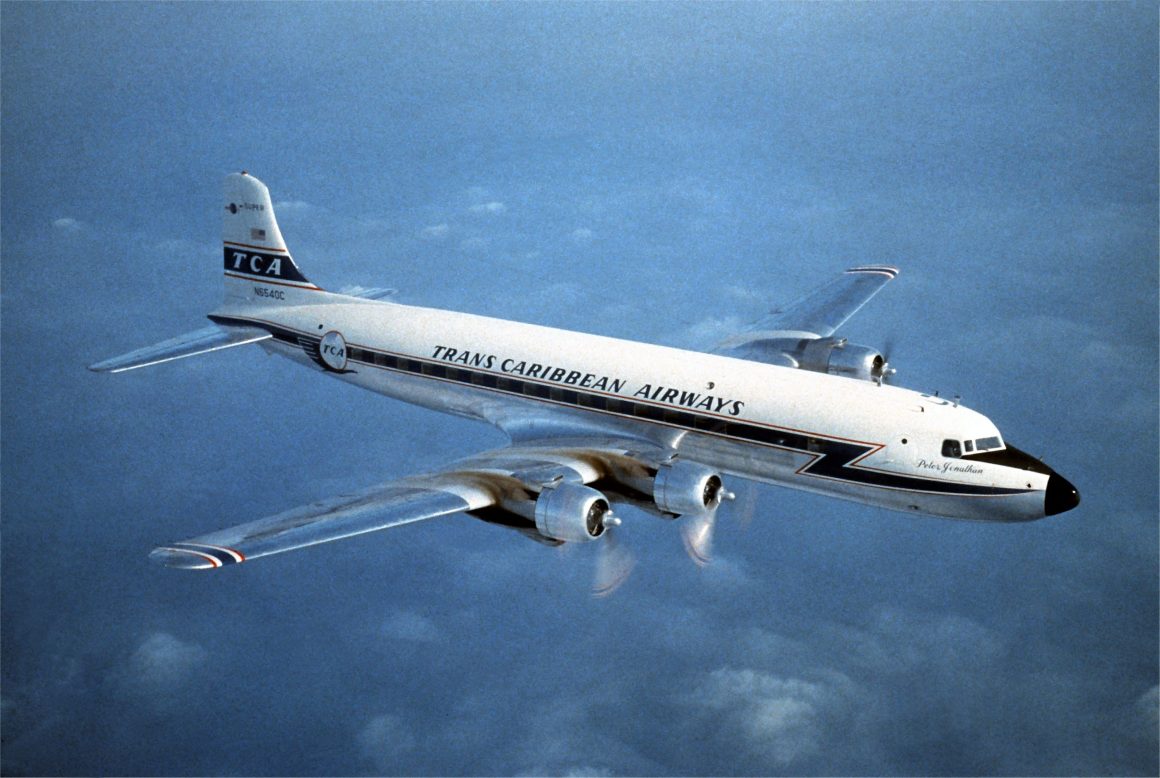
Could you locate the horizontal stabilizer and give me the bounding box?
[337,285,398,301]
[88,324,271,373]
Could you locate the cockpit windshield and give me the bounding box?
[942,436,1004,458]
[974,436,1002,451]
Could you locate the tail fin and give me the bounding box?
[222,172,322,302]
[90,172,323,373]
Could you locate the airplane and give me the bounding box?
[90,172,1080,593]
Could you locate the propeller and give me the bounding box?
[876,337,898,386]
[592,513,636,597]
[679,484,735,567]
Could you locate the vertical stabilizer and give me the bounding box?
[222,172,320,303]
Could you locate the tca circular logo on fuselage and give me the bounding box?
[319,330,348,371]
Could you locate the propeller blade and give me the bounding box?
[878,338,898,385]
[727,480,760,531]
[680,478,738,567]
[592,515,635,597]
[681,509,716,567]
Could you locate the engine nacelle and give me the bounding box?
[534,482,611,543]
[768,337,887,383]
[654,460,725,516]
[816,342,886,382]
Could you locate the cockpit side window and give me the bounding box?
[964,439,975,453]
[942,439,962,458]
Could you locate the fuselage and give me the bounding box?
[211,289,1077,523]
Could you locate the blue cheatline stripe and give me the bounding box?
[208,315,1030,499]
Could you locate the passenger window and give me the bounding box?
[941,439,962,458]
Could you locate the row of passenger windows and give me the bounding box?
[346,346,742,434]
[942,436,1003,458]
[345,344,995,466]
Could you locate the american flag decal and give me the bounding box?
[251,227,267,240]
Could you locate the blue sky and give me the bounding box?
[2,3,1157,775]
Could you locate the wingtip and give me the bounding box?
[149,543,244,570]
[149,547,216,570]
[846,265,899,278]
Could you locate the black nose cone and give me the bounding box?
[1045,473,1080,516]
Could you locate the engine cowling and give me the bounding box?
[653,460,725,516]
[534,482,612,543]
[815,342,886,382]
[768,337,887,383]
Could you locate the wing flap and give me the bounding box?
[88,324,271,373]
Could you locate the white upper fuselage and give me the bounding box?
[212,287,1049,523]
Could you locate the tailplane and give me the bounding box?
[88,324,271,373]
[222,172,321,302]
[89,172,324,373]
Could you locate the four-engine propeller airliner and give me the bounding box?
[90,172,1079,593]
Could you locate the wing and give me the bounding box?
[148,477,488,569]
[89,323,271,373]
[715,265,898,352]
[149,440,669,569]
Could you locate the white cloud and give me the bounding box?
[722,284,768,306]
[697,553,756,589]
[153,237,213,256]
[690,667,855,765]
[459,236,489,252]
[358,713,416,772]
[469,201,506,214]
[420,223,450,240]
[121,632,208,693]
[520,766,614,777]
[1136,685,1159,741]
[571,227,594,242]
[381,610,442,643]
[678,314,747,349]
[510,695,632,776]
[52,217,83,232]
[272,200,313,213]
[822,608,1005,677]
